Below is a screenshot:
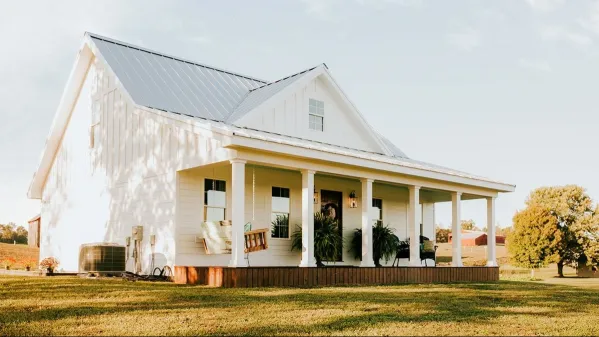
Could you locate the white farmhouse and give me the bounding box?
[28,33,514,278]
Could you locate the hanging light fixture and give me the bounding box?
[313,185,319,204]
[349,190,358,208]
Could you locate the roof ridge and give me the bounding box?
[249,64,324,92]
[86,32,269,84]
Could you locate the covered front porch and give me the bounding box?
[174,148,502,285]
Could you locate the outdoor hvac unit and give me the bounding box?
[78,243,126,275]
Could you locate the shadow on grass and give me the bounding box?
[2,277,599,335]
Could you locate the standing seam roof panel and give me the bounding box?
[111,42,175,112]
[90,35,266,121]
[144,52,203,117]
[159,55,215,118]
[93,39,156,109]
[166,59,219,119]
[132,47,192,115]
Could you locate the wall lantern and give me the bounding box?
[349,190,358,208]
[314,187,319,204]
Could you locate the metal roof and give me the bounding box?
[227,65,320,123]
[89,33,266,122]
[89,33,496,185]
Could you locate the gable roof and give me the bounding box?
[227,64,321,123]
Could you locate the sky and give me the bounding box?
[1,0,599,230]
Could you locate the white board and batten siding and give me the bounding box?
[39,56,228,273]
[236,76,384,154]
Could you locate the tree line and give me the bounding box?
[0,223,28,244]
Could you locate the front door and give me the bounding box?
[320,190,343,262]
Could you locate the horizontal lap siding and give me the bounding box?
[173,266,499,287]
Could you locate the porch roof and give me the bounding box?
[190,119,515,193]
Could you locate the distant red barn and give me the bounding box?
[448,230,505,246]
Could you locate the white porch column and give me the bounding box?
[229,159,246,268]
[408,185,421,266]
[299,169,316,267]
[486,197,498,267]
[451,191,463,267]
[360,178,375,267]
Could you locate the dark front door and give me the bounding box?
[320,190,343,262]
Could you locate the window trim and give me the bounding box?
[271,186,291,239]
[204,179,227,221]
[372,198,383,226]
[308,99,324,132]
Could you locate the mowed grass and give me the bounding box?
[2,276,599,336]
[0,243,39,269]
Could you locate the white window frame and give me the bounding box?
[372,198,383,226]
[308,98,324,131]
[271,186,291,239]
[204,179,227,221]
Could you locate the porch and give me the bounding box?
[175,154,501,274]
[174,266,500,287]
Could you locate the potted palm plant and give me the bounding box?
[349,222,400,267]
[291,212,344,267]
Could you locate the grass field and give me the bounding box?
[1,275,599,336]
[0,243,39,269]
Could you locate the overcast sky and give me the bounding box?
[2,0,598,231]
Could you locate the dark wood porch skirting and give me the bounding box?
[174,266,499,287]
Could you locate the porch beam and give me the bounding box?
[228,159,247,267]
[486,197,498,267]
[236,151,502,198]
[408,185,421,267]
[299,169,316,267]
[451,191,463,267]
[360,178,375,267]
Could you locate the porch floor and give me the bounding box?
[174,266,499,287]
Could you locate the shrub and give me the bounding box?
[2,257,17,269]
[39,257,59,273]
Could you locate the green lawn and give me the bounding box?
[2,276,599,336]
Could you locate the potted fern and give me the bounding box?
[349,222,400,267]
[291,212,344,267]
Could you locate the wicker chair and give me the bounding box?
[392,235,438,267]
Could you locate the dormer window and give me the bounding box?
[309,99,324,131]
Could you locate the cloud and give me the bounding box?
[182,36,212,45]
[539,25,592,46]
[300,0,343,22]
[518,58,552,72]
[579,1,599,36]
[524,0,565,12]
[446,24,481,52]
[300,0,421,21]
[355,0,423,8]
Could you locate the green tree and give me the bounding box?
[0,223,17,243]
[435,228,451,243]
[14,226,28,244]
[508,204,560,277]
[461,219,480,231]
[509,185,597,277]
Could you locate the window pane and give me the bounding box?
[206,207,225,221]
[272,187,280,197]
[281,188,290,198]
[272,196,290,213]
[271,213,289,238]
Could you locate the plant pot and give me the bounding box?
[26,266,31,271]
[5,266,9,270]
[46,268,54,275]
